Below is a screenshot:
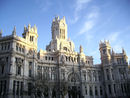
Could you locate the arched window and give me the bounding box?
[63,47,67,51]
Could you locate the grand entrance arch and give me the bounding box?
[67,72,81,98]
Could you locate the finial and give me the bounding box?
[28,24,31,30]
[24,25,26,32]
[55,16,59,21]
[57,16,59,20]
[12,26,16,35]
[34,24,36,28]
[80,45,83,53]
[63,16,65,21]
[108,40,109,44]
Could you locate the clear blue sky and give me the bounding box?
[0,0,130,64]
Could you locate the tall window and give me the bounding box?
[30,36,34,41]
[85,86,87,95]
[106,69,110,80]
[4,80,6,95]
[13,80,16,95]
[0,80,6,95]
[108,85,111,94]
[1,65,4,74]
[103,49,106,54]
[95,86,98,96]
[20,82,23,95]
[90,86,93,96]
[61,69,65,80]
[100,86,103,95]
[16,81,19,95]
[28,83,32,96]
[0,81,2,94]
[29,62,32,77]
[17,66,21,75]
[114,84,116,94]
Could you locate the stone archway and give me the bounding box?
[67,72,80,98]
[68,72,80,82]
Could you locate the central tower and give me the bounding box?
[51,16,67,40]
[46,16,75,52]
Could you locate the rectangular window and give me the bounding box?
[4,80,6,94]
[32,36,34,41]
[45,56,47,60]
[16,81,19,95]
[20,82,23,95]
[85,87,87,95]
[95,86,98,96]
[0,81,2,94]
[114,84,116,94]
[13,80,16,95]
[1,44,3,50]
[22,48,24,53]
[108,85,111,94]
[29,62,32,77]
[28,83,32,96]
[100,86,103,95]
[1,65,4,74]
[52,57,53,61]
[16,46,18,51]
[90,86,93,96]
[30,36,31,41]
[19,47,21,52]
[18,66,21,75]
[8,44,10,50]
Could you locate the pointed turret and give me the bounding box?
[122,48,126,55]
[24,25,27,33]
[112,48,115,55]
[0,29,2,37]
[27,24,31,31]
[80,45,83,53]
[12,26,16,35]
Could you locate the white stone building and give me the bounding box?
[0,16,130,98]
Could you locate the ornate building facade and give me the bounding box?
[0,16,130,98]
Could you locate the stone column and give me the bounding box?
[7,79,13,98]
[42,66,43,80]
[111,84,115,97]
[49,87,52,98]
[87,84,90,97]
[98,85,100,98]
[109,68,113,81]
[103,69,107,81]
[91,71,93,82]
[93,85,95,98]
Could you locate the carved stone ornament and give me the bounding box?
[16,58,23,67]
[0,58,6,66]
[119,68,124,74]
[61,55,65,65]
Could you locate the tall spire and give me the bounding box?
[12,26,16,35]
[112,48,114,55]
[80,45,83,53]
[28,24,31,31]
[0,29,2,37]
[122,48,126,55]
